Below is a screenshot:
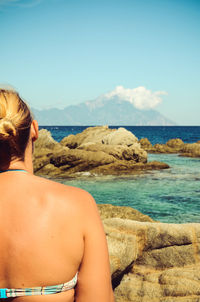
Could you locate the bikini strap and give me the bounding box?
[0,169,27,173]
[1,273,78,298]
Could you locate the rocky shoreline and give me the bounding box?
[33,126,170,178]
[33,125,200,178]
[140,137,200,157]
[99,204,200,302]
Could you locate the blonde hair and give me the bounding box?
[0,89,33,163]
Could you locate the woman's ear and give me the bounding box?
[31,120,39,142]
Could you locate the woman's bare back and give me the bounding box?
[0,171,86,301]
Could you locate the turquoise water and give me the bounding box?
[55,154,200,223]
[41,126,200,223]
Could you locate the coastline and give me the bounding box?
[33,126,200,224]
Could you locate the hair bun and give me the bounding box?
[0,118,17,140]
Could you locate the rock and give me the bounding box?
[141,137,200,159]
[60,126,138,148]
[33,151,53,173]
[114,265,200,302]
[139,139,180,154]
[60,126,113,148]
[34,127,169,177]
[78,143,147,163]
[102,218,200,301]
[48,148,115,176]
[102,127,138,146]
[33,130,68,174]
[34,129,59,149]
[90,161,169,175]
[139,138,152,150]
[34,163,61,177]
[60,134,77,149]
[124,144,147,163]
[152,143,175,153]
[98,204,154,222]
[149,141,184,154]
[166,138,184,148]
[145,161,169,170]
[78,143,129,160]
[180,143,200,158]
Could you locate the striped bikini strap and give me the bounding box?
[0,273,78,299]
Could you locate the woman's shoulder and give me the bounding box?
[30,174,96,212]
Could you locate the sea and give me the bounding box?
[39,126,200,224]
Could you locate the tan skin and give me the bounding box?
[0,121,114,302]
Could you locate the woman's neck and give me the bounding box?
[0,159,33,174]
[0,141,34,174]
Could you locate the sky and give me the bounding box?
[0,0,199,125]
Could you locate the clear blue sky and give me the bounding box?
[0,0,199,125]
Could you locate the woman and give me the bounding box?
[0,89,114,302]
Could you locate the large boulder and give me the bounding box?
[102,127,138,146]
[102,218,200,301]
[78,143,147,163]
[180,143,200,158]
[34,127,169,177]
[166,138,184,148]
[60,126,138,148]
[60,126,113,148]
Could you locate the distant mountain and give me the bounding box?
[32,96,175,126]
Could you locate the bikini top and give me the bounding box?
[0,169,78,298]
[0,273,78,298]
